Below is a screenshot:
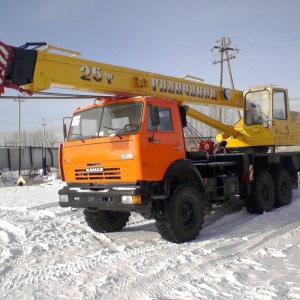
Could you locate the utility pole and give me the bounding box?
[212,37,240,122]
[41,118,47,176]
[14,96,25,176]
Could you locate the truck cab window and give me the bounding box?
[273,91,287,120]
[245,90,269,125]
[68,102,142,141]
[68,108,102,140]
[99,102,142,135]
[148,107,173,131]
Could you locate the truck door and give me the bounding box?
[272,90,290,138]
[142,102,186,181]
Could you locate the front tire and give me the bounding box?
[84,209,130,232]
[155,184,205,243]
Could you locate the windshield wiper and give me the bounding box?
[70,133,85,143]
[102,126,123,139]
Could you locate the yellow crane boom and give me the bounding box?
[1,41,243,139]
[1,42,243,108]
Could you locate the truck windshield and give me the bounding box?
[245,90,269,125]
[68,102,143,141]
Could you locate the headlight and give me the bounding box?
[121,195,142,205]
[59,194,69,203]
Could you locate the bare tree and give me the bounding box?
[28,129,58,147]
[4,129,58,147]
[4,131,28,147]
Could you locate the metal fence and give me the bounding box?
[0,146,58,172]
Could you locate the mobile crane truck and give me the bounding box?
[1,41,300,243]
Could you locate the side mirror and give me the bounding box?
[63,117,71,140]
[148,105,160,143]
[150,106,160,126]
[63,123,67,139]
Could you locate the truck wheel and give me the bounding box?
[155,184,205,243]
[247,170,275,214]
[84,209,130,232]
[273,168,292,208]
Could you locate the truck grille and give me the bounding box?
[75,167,121,180]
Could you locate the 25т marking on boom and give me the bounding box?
[80,65,114,84]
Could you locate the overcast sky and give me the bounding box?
[1,0,300,142]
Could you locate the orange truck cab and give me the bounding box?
[59,96,198,214]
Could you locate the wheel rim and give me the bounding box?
[280,181,287,196]
[261,184,270,203]
[178,200,195,227]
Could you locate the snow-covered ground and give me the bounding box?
[0,178,300,300]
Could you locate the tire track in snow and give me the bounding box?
[2,192,293,295]
[0,239,170,290]
[28,202,59,210]
[10,206,254,296]
[0,204,168,290]
[128,218,300,299]
[0,199,255,291]
[88,209,260,297]
[0,206,116,290]
[0,220,27,286]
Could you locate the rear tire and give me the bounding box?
[246,170,275,214]
[273,168,292,208]
[84,209,130,232]
[155,184,205,243]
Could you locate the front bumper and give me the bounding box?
[58,185,152,212]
